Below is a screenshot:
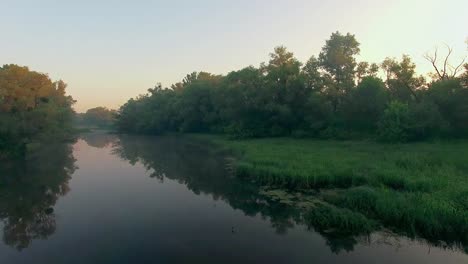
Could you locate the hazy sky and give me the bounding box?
[1,0,466,112]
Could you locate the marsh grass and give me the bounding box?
[194,135,468,247]
[304,204,377,235]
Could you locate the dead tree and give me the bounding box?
[424,44,466,80]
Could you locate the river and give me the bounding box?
[0,133,466,263]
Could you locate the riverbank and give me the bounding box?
[191,135,468,250]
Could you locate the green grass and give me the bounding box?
[194,135,468,247]
[304,204,377,236]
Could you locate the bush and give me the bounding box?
[378,100,446,142]
[427,79,468,136]
[378,101,410,142]
[344,77,388,132]
[406,100,446,140]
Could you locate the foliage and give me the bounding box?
[378,101,411,142]
[381,55,426,102]
[200,135,468,246]
[318,31,360,111]
[344,76,388,132]
[0,64,75,158]
[304,204,377,236]
[378,100,446,142]
[426,78,468,136]
[115,31,468,142]
[76,107,116,129]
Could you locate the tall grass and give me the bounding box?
[197,135,468,247]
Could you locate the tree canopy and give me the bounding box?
[0,64,75,157]
[113,31,468,142]
[76,107,116,129]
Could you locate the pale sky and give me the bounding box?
[1,0,466,112]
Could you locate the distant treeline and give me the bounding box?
[0,64,75,158]
[75,107,116,129]
[116,31,468,141]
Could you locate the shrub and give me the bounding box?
[378,100,446,142]
[406,100,446,140]
[378,101,410,142]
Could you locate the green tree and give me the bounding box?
[215,67,270,137]
[0,64,75,158]
[302,56,323,92]
[261,46,308,136]
[319,32,360,87]
[344,76,388,132]
[81,107,116,128]
[318,32,360,111]
[262,46,302,87]
[381,56,425,102]
[355,62,379,83]
[114,32,467,142]
[427,78,468,136]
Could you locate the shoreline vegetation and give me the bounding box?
[115,32,468,142]
[111,31,467,251]
[0,65,75,159]
[1,29,467,254]
[190,134,468,252]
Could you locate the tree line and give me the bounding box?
[114,31,466,141]
[75,107,116,129]
[0,64,75,158]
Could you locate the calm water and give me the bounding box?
[0,133,466,264]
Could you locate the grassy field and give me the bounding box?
[194,135,468,248]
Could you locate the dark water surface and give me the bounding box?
[0,133,466,264]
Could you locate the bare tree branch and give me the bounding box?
[442,44,453,79]
[424,48,443,79]
[450,56,466,78]
[424,45,466,80]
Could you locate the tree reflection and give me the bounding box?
[112,135,365,253]
[80,132,117,148]
[0,143,76,250]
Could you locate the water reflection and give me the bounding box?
[112,134,370,253]
[0,133,465,263]
[110,134,468,255]
[0,143,76,250]
[80,131,115,148]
